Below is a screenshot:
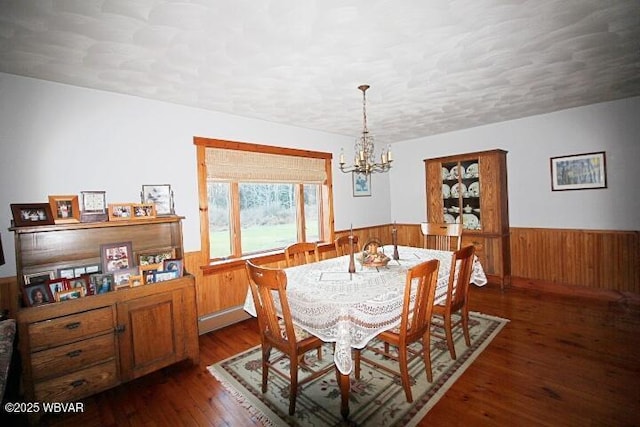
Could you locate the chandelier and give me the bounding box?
[339,84,392,174]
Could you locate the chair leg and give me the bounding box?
[289,356,298,415]
[461,309,471,347]
[422,335,433,383]
[444,313,457,360]
[398,345,413,403]
[261,345,272,393]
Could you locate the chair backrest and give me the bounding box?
[445,245,475,310]
[245,260,296,351]
[334,235,360,257]
[284,242,319,267]
[420,222,463,251]
[400,258,440,341]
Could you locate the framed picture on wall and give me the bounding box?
[550,151,607,191]
[352,172,371,197]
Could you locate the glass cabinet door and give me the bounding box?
[441,159,481,230]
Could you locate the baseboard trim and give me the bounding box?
[511,276,640,304]
[198,305,251,335]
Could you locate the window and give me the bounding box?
[195,138,334,261]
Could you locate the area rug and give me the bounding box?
[208,312,508,427]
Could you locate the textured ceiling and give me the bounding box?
[1,0,639,142]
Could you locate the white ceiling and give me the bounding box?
[1,0,639,142]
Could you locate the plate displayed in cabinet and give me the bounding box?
[451,182,467,198]
[444,214,456,224]
[463,213,480,229]
[450,165,465,179]
[442,167,449,180]
[466,163,479,177]
[468,181,480,197]
[442,184,451,198]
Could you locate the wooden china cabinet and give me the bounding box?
[425,149,510,287]
[10,216,199,407]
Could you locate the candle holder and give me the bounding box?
[392,227,399,260]
[348,234,356,273]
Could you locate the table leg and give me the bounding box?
[338,369,350,420]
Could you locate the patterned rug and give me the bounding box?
[208,312,508,427]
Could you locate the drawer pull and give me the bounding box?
[65,322,81,330]
[71,379,86,388]
[67,349,82,358]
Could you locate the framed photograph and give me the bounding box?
[10,203,55,227]
[92,273,114,294]
[153,270,179,283]
[23,283,54,307]
[140,266,157,285]
[141,184,174,215]
[550,152,607,191]
[108,203,133,221]
[48,195,80,224]
[132,203,156,219]
[138,248,175,267]
[57,267,76,279]
[80,191,108,223]
[129,275,143,287]
[55,288,84,302]
[47,278,69,297]
[68,276,89,294]
[163,258,183,276]
[113,267,138,290]
[101,241,134,273]
[24,270,56,286]
[352,172,371,197]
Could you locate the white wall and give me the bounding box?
[390,96,640,230]
[0,73,390,277]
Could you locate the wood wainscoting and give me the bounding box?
[510,227,639,300]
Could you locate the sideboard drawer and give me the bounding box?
[30,333,116,382]
[34,359,118,403]
[28,307,114,350]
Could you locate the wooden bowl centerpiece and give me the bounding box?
[360,238,390,267]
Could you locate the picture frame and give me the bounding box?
[550,151,607,191]
[153,270,179,283]
[23,283,54,307]
[137,248,175,267]
[55,288,84,302]
[108,203,133,221]
[129,275,143,287]
[131,203,156,219]
[101,241,134,273]
[24,270,56,286]
[141,184,174,215]
[92,273,114,294]
[48,195,80,224]
[10,203,56,227]
[80,191,108,223]
[57,267,76,279]
[47,278,69,298]
[68,276,89,295]
[163,258,183,277]
[113,267,138,290]
[352,172,372,197]
[141,267,157,285]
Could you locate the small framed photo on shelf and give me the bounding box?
[80,191,108,223]
[113,267,138,290]
[57,267,76,279]
[140,265,157,285]
[23,283,54,307]
[163,258,183,276]
[108,203,133,221]
[101,241,134,272]
[141,184,174,215]
[24,270,56,286]
[55,288,84,302]
[47,278,69,298]
[48,195,80,224]
[550,151,607,191]
[138,248,175,267]
[131,203,156,219]
[352,172,371,197]
[10,203,56,227]
[154,270,179,283]
[92,273,114,294]
[129,275,143,287]
[68,276,89,294]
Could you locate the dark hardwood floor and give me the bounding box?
[10,285,640,426]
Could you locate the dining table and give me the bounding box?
[243,244,488,420]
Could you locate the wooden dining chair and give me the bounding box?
[284,242,319,267]
[420,222,463,251]
[245,260,332,415]
[334,235,360,257]
[431,244,475,360]
[354,258,440,403]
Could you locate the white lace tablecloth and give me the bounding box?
[243,245,487,374]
